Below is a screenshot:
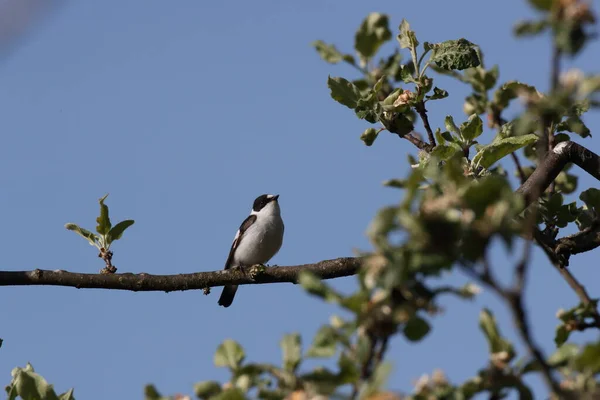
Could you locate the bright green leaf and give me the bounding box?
[107,220,135,244]
[96,194,111,235]
[548,343,579,367]
[65,223,99,247]
[444,115,461,136]
[556,115,591,137]
[479,309,514,356]
[355,13,392,59]
[9,363,61,400]
[305,326,338,358]
[280,333,302,373]
[431,144,462,161]
[360,128,379,146]
[214,339,245,370]
[575,341,600,373]
[299,271,343,303]
[58,389,75,400]
[472,134,538,169]
[461,114,484,142]
[211,388,246,400]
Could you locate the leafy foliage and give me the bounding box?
[7,2,600,400]
[65,194,135,252]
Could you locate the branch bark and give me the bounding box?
[0,257,361,292]
[516,140,600,208]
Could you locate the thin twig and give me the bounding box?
[415,101,436,148]
[534,229,600,328]
[511,153,528,185]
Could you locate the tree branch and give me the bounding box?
[516,141,600,208]
[0,257,361,292]
[415,101,436,148]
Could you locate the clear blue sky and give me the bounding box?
[0,1,598,399]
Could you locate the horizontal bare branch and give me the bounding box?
[0,257,361,292]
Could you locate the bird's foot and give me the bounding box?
[248,264,267,280]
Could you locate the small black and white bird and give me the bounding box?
[218,194,285,307]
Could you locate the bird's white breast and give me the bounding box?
[233,213,284,266]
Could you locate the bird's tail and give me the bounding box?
[218,285,238,307]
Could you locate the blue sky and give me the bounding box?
[0,0,599,398]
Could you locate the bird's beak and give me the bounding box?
[272,194,280,201]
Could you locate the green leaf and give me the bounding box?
[58,389,75,400]
[548,343,579,367]
[575,341,600,373]
[493,81,537,110]
[399,64,415,83]
[383,179,406,188]
[354,13,392,59]
[212,388,246,400]
[397,19,418,49]
[9,363,62,400]
[361,362,392,398]
[306,326,338,358]
[479,309,514,355]
[528,0,553,11]
[312,40,345,64]
[430,39,480,70]
[327,76,361,109]
[214,339,245,370]
[514,20,549,36]
[426,87,449,100]
[65,223,99,247]
[555,324,570,347]
[403,316,431,341]
[556,116,591,137]
[337,352,359,384]
[472,134,538,169]
[144,384,163,400]
[431,144,462,161]
[360,128,379,146]
[388,113,414,137]
[555,172,578,194]
[580,188,600,214]
[194,381,222,399]
[461,114,484,142]
[444,115,461,136]
[96,194,111,235]
[107,220,135,244]
[280,333,302,373]
[301,368,340,396]
[299,271,342,303]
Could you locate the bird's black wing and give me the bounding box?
[223,214,257,270]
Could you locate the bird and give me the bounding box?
[218,194,285,307]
